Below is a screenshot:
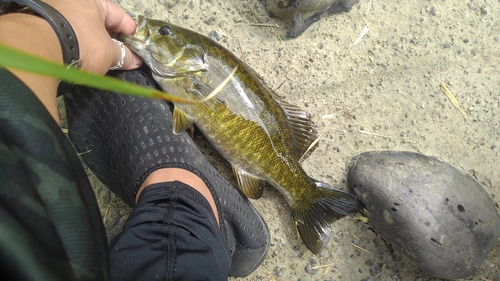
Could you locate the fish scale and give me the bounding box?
[121,15,364,254]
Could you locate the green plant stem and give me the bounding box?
[0,43,192,103]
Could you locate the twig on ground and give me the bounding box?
[350,242,371,253]
[249,23,280,28]
[350,26,370,48]
[358,130,390,138]
[312,262,335,269]
[103,202,111,223]
[322,262,335,277]
[366,0,374,15]
[440,82,471,124]
[250,40,264,53]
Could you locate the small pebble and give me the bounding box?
[391,271,401,280]
[257,17,269,23]
[443,43,451,48]
[204,17,216,25]
[305,263,319,275]
[208,30,224,41]
[370,263,384,275]
[429,7,437,16]
[274,266,284,277]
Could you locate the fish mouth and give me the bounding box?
[118,15,149,53]
[135,15,148,33]
[119,34,143,53]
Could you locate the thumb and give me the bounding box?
[109,38,143,71]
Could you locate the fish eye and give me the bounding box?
[159,26,172,36]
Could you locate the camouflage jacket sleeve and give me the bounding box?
[0,69,109,281]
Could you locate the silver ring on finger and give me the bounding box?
[110,39,126,70]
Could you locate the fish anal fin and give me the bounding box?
[292,182,365,254]
[173,106,196,135]
[275,96,319,161]
[232,166,266,199]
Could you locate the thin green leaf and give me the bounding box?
[0,43,192,103]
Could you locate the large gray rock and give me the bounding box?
[347,150,500,279]
[263,0,360,38]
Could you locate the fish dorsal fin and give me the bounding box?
[274,95,319,162]
[232,166,266,199]
[172,106,196,135]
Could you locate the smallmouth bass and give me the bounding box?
[121,16,364,254]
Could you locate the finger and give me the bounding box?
[110,38,143,71]
[121,47,143,70]
[101,0,136,35]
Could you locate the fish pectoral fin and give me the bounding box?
[274,95,319,162]
[231,166,266,199]
[188,80,224,110]
[194,80,225,103]
[172,106,196,135]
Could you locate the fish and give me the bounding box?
[120,16,364,254]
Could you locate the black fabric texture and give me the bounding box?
[109,181,230,280]
[0,68,109,281]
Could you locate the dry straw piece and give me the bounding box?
[440,82,471,124]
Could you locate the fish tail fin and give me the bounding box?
[291,182,365,254]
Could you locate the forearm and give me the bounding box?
[0,0,141,123]
[0,13,63,122]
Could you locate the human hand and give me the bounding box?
[43,0,143,74]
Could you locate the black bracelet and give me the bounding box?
[0,0,80,66]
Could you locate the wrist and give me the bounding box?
[0,12,63,64]
[1,0,79,66]
[0,13,62,122]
